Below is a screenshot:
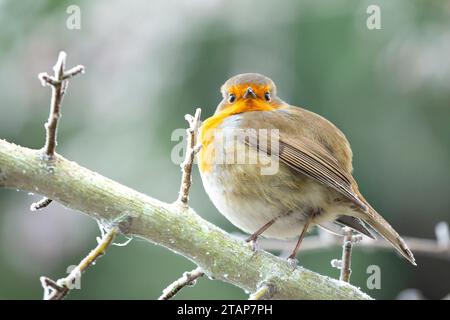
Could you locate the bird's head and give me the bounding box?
[200,73,283,172]
[215,73,282,114]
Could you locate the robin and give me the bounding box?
[198,73,416,266]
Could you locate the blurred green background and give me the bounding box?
[0,0,449,299]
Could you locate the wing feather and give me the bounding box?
[247,132,368,212]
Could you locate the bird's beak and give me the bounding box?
[243,87,257,99]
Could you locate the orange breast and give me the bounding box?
[198,99,281,172]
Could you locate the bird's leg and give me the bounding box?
[287,219,312,269]
[245,218,277,252]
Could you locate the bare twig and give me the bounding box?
[435,221,449,248]
[159,109,205,299]
[31,51,84,212]
[176,108,201,208]
[62,65,85,80]
[249,283,275,300]
[39,51,79,158]
[30,197,53,211]
[40,276,69,300]
[30,197,53,210]
[158,267,204,300]
[334,228,356,282]
[40,226,119,300]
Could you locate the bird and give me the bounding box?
[197,73,416,266]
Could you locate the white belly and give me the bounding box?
[199,161,334,240]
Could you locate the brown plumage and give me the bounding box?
[198,73,416,265]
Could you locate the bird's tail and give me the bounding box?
[359,205,416,266]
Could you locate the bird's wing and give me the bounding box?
[334,216,375,239]
[247,131,368,212]
[317,216,375,239]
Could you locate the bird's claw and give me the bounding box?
[287,257,298,270]
[245,236,259,253]
[249,239,259,252]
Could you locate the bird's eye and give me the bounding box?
[264,92,271,102]
[228,93,236,103]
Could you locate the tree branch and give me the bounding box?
[40,277,69,300]
[0,139,372,300]
[32,51,84,211]
[176,108,201,208]
[249,282,275,300]
[158,111,204,300]
[30,197,53,211]
[331,228,360,283]
[38,51,84,159]
[40,226,119,300]
[158,267,204,300]
[340,229,354,282]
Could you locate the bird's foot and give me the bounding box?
[287,256,298,271]
[245,235,259,253]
